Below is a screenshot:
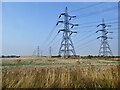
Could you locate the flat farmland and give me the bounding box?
[2,56,120,88]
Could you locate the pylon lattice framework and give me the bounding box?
[37,46,39,57]
[56,7,78,56]
[96,19,113,56]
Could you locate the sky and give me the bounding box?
[2,2,118,56]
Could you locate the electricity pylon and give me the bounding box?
[56,7,78,56]
[49,46,52,56]
[37,46,39,57]
[32,50,36,56]
[32,46,40,56]
[96,19,113,56]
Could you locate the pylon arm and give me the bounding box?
[69,16,76,18]
[59,13,65,18]
[105,32,108,35]
[97,24,105,27]
[96,30,105,33]
[74,24,79,26]
[70,24,79,28]
[69,16,76,21]
[70,31,77,35]
[69,17,71,21]
[56,21,64,25]
[58,29,65,33]
[105,31,113,35]
[59,15,61,18]
[97,37,100,39]
[97,36,107,39]
[69,23,78,26]
[58,30,60,33]
[72,31,77,33]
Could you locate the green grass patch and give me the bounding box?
[101,61,119,64]
[36,63,68,65]
[2,62,69,66]
[2,64,15,66]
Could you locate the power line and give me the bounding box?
[53,31,95,51]
[72,6,117,21]
[77,39,98,55]
[41,25,57,47]
[78,6,116,17]
[41,18,63,48]
[71,19,118,30]
[69,2,104,13]
[76,18,117,27]
[72,31,88,40]
[72,21,117,51]
[42,5,117,56]
[52,21,117,56]
[75,32,96,47]
[46,33,59,47]
[76,38,97,52]
[51,35,62,48]
[73,26,117,47]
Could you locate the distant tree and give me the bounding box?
[87,55,93,59]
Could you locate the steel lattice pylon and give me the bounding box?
[37,46,39,57]
[56,7,78,56]
[96,19,113,56]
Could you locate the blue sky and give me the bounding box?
[2,2,118,56]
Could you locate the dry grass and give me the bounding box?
[2,65,119,88]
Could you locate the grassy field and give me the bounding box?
[2,56,120,88]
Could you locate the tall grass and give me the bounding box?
[2,65,119,88]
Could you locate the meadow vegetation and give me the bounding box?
[2,57,120,88]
